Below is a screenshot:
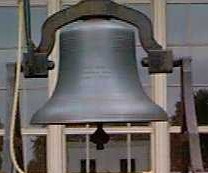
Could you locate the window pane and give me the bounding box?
[0,7,47,127]
[31,7,48,45]
[0,136,46,173]
[167,47,208,85]
[170,133,189,172]
[0,7,47,49]
[167,4,189,46]
[0,55,48,127]
[0,136,4,171]
[20,85,48,127]
[67,135,86,173]
[90,134,126,173]
[131,134,150,172]
[167,87,180,118]
[80,159,96,173]
[25,136,47,173]
[171,134,208,171]
[169,87,208,125]
[120,159,135,173]
[0,7,17,49]
[167,4,208,46]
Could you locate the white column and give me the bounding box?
[47,1,66,173]
[150,1,170,173]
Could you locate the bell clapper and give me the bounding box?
[90,123,110,150]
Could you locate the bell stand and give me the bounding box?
[143,57,207,173]
[21,0,173,149]
[169,58,206,173]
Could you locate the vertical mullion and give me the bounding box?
[151,1,170,173]
[127,123,131,173]
[86,124,90,173]
[46,1,66,173]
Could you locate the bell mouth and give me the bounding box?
[30,112,168,125]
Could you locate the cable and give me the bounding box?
[9,0,26,173]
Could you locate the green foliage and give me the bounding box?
[171,89,208,125]
[171,88,208,170]
[195,89,208,125]
[27,137,46,173]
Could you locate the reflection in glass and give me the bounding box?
[0,137,3,171]
[0,136,46,173]
[0,7,47,49]
[171,134,208,171]
[131,134,150,172]
[67,135,86,173]
[0,6,47,127]
[170,87,208,125]
[25,136,47,173]
[90,134,126,173]
[167,4,208,46]
[170,133,189,172]
[66,133,151,173]
[167,47,208,85]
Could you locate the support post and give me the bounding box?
[46,1,66,173]
[150,1,170,173]
[180,58,204,173]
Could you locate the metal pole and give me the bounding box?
[180,58,204,172]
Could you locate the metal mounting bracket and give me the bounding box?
[22,0,173,78]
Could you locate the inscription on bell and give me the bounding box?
[82,66,112,78]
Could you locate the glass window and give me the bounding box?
[25,136,47,173]
[168,86,208,125]
[167,4,208,46]
[171,134,208,171]
[120,159,135,173]
[67,133,151,173]
[0,7,18,49]
[80,159,96,173]
[167,47,208,121]
[168,47,208,85]
[0,6,48,127]
[0,7,47,49]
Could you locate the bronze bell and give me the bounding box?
[31,19,168,125]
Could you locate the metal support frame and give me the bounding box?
[179,58,206,173]
[22,0,173,78]
[146,57,208,173]
[37,0,161,54]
